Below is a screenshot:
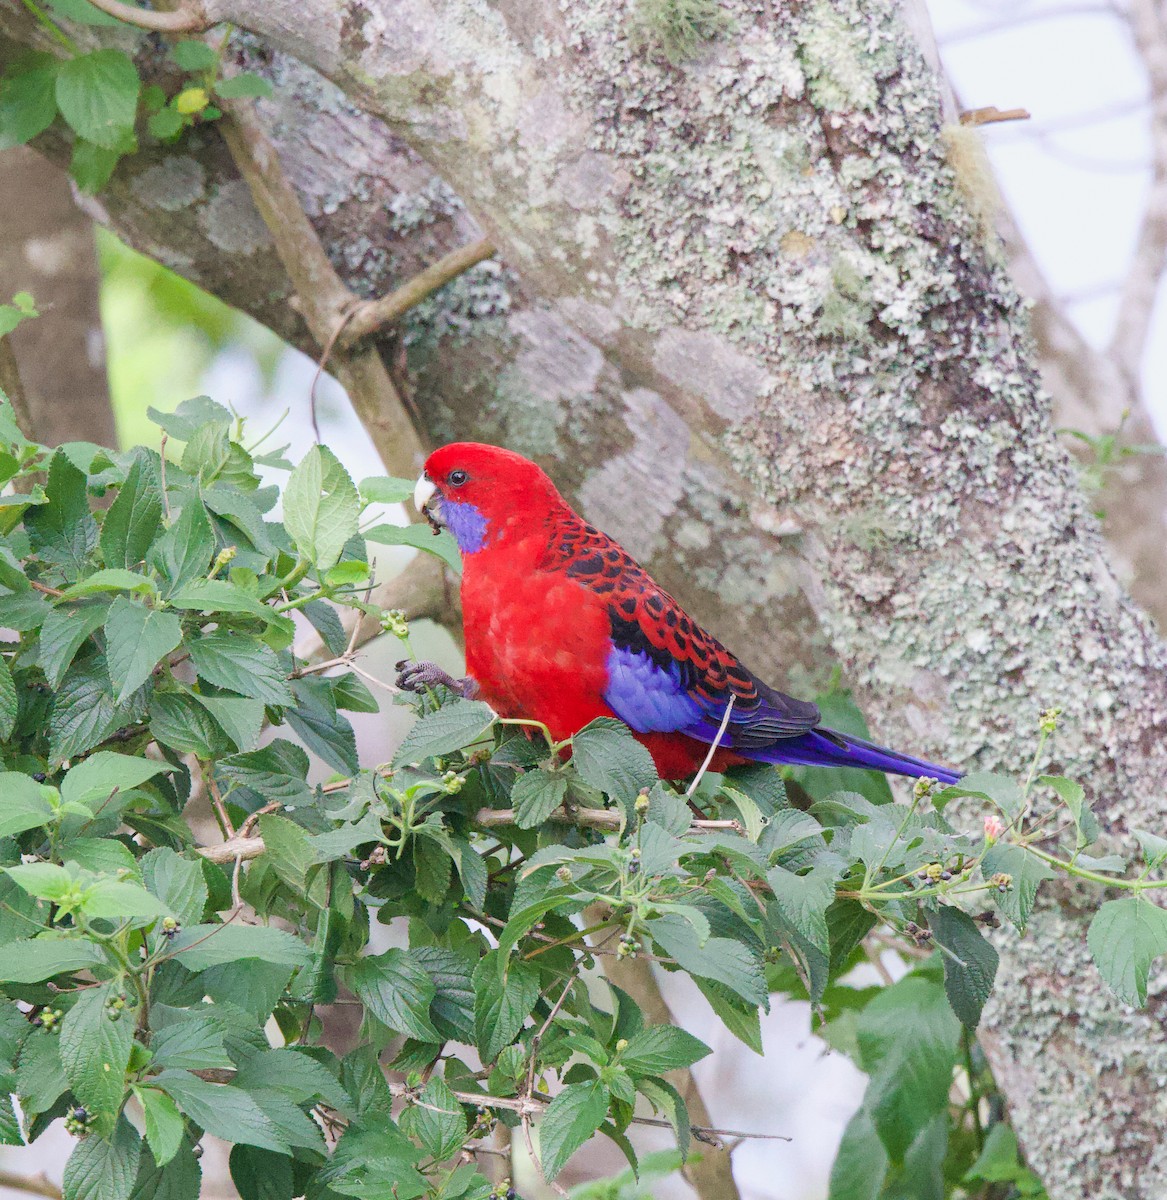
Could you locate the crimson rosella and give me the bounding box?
[402,442,960,785]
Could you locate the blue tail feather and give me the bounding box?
[744,728,961,786]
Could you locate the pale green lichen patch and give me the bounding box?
[197,179,273,255]
[628,0,735,66]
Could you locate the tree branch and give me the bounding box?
[0,335,33,439]
[339,237,497,348]
[82,0,212,31]
[0,1169,62,1200]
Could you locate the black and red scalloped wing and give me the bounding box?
[538,513,821,746]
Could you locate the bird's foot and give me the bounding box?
[395,660,479,699]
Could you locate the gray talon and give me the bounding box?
[395,660,478,699]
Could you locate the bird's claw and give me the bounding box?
[395,660,478,699]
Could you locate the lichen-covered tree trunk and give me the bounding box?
[4,0,1167,1193]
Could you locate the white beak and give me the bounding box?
[413,474,437,514]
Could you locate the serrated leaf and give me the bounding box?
[140,844,207,926]
[63,1114,140,1200]
[51,652,146,764]
[0,936,104,982]
[473,951,539,1062]
[511,769,568,828]
[0,653,15,741]
[359,475,415,504]
[0,53,59,146]
[399,1075,466,1162]
[60,984,133,1125]
[1039,774,1099,849]
[192,694,263,754]
[152,1070,290,1154]
[766,862,838,955]
[635,1077,691,1158]
[148,691,230,759]
[188,631,293,706]
[0,773,55,837]
[943,772,1024,819]
[56,51,140,149]
[104,597,183,702]
[62,752,170,809]
[539,1080,609,1180]
[283,446,360,572]
[619,1025,711,1075]
[393,699,495,766]
[228,1145,294,1200]
[150,1017,232,1072]
[214,72,274,99]
[648,913,767,1006]
[40,602,109,689]
[927,905,999,1028]
[348,949,441,1042]
[257,814,317,891]
[100,456,162,570]
[828,1109,888,1200]
[60,568,156,600]
[980,843,1054,933]
[165,923,311,970]
[364,523,462,572]
[128,1139,201,1200]
[1135,830,1167,871]
[1088,897,1167,1007]
[571,717,658,804]
[148,496,215,595]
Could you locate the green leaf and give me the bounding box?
[4,860,71,901]
[170,40,218,70]
[359,475,416,504]
[283,446,360,572]
[257,814,317,891]
[399,1076,467,1162]
[214,72,274,99]
[539,1080,610,1180]
[168,579,286,629]
[47,0,126,25]
[51,653,149,764]
[165,923,312,970]
[648,914,767,1006]
[40,602,110,688]
[392,698,495,766]
[0,773,55,837]
[0,653,15,742]
[148,496,215,595]
[62,752,170,809]
[234,1047,354,1116]
[828,1109,888,1200]
[150,1015,233,1074]
[1135,829,1167,871]
[188,631,293,706]
[0,936,104,982]
[1088,896,1167,1007]
[348,948,441,1042]
[1039,774,1099,849]
[0,53,59,147]
[56,50,140,149]
[148,691,230,759]
[943,771,1023,819]
[571,718,657,803]
[980,843,1055,933]
[192,694,264,753]
[82,878,169,921]
[228,1146,294,1200]
[101,456,162,570]
[927,906,999,1028]
[766,863,838,955]
[473,951,539,1063]
[60,568,156,599]
[105,597,183,702]
[152,1070,290,1154]
[854,974,960,1163]
[69,138,125,194]
[635,1078,690,1158]
[26,450,97,575]
[129,1140,202,1200]
[511,769,568,829]
[60,983,133,1126]
[141,849,207,927]
[620,1025,711,1075]
[63,1114,141,1200]
[364,523,462,573]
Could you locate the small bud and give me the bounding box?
[1039,706,1062,735]
[615,1038,629,1053]
[380,609,410,639]
[161,915,180,939]
[925,862,943,882]
[913,776,937,800]
[984,814,1005,843]
[555,866,572,883]
[990,872,1013,892]
[634,791,651,815]
[441,770,464,794]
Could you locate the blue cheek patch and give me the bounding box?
[441,499,490,554]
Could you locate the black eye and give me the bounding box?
[448,470,468,487]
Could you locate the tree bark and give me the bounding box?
[4,1,1167,1194]
[0,147,114,446]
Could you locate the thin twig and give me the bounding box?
[339,238,498,347]
[686,694,735,800]
[959,106,1031,126]
[80,0,211,31]
[0,1170,62,1199]
[206,773,236,838]
[0,335,34,440]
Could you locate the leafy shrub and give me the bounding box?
[0,396,1161,1199]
